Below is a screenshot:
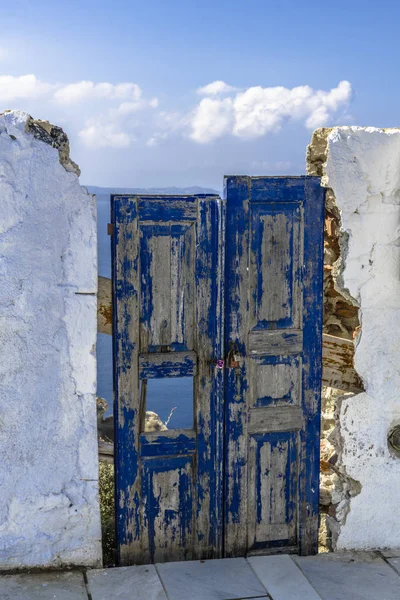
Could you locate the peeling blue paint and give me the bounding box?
[113,193,225,564]
[113,178,323,564]
[224,176,324,557]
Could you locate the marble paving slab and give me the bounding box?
[0,571,88,600]
[294,551,400,600]
[248,554,322,600]
[86,565,167,600]
[157,558,267,600]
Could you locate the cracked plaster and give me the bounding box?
[311,126,400,551]
[0,111,101,569]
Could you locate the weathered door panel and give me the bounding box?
[112,195,225,565]
[224,176,324,557]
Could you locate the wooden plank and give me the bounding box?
[98,275,112,335]
[193,197,225,559]
[297,176,324,556]
[247,432,297,549]
[249,203,302,329]
[99,433,197,461]
[99,440,113,464]
[248,406,304,433]
[138,196,198,221]
[224,176,251,557]
[144,228,172,349]
[248,356,301,408]
[322,333,364,393]
[140,430,196,457]
[248,329,303,356]
[112,195,142,566]
[141,455,194,562]
[139,351,197,379]
[170,223,195,350]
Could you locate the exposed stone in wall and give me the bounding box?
[0,110,81,177]
[25,115,81,176]
[307,128,361,551]
[0,110,101,569]
[311,126,400,551]
[307,128,360,340]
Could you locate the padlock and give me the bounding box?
[229,353,240,368]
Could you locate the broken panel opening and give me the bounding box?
[140,377,194,432]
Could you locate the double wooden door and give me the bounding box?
[112,177,324,565]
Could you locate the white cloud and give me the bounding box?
[0,74,53,104]
[190,97,234,143]
[78,98,160,149]
[197,80,238,96]
[54,81,142,105]
[146,110,188,146]
[0,72,354,153]
[147,132,168,147]
[189,80,352,142]
[78,121,132,149]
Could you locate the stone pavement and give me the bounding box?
[1,551,400,600]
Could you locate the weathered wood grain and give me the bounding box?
[99,440,113,464]
[247,433,297,550]
[247,406,304,433]
[248,356,301,408]
[113,194,224,565]
[112,195,141,566]
[248,329,303,355]
[193,197,225,559]
[140,430,196,457]
[297,177,324,556]
[98,275,112,335]
[224,176,324,558]
[224,176,250,557]
[139,351,197,379]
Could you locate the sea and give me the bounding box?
[92,186,218,429]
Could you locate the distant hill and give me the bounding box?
[86,185,220,196]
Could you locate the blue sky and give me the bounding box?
[0,0,399,189]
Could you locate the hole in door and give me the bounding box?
[141,377,194,432]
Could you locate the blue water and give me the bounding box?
[96,194,193,429]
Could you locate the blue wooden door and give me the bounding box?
[112,178,324,564]
[224,177,324,557]
[112,194,225,565]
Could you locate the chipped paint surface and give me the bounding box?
[113,179,323,564]
[113,194,225,564]
[224,176,324,557]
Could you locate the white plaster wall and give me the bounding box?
[0,111,102,569]
[324,127,400,550]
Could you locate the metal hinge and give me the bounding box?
[107,223,114,236]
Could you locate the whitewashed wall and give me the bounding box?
[322,127,400,551]
[0,111,101,569]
